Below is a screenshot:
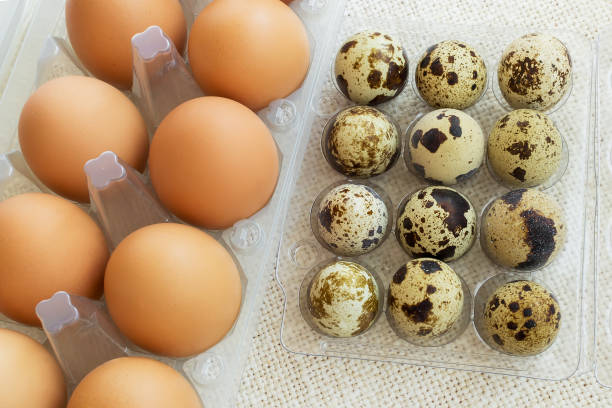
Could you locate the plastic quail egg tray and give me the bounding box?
[275,16,596,380]
[0,0,347,407]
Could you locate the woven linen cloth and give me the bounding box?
[235,1,612,407]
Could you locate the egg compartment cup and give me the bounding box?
[298,257,386,339]
[0,0,349,407]
[276,19,594,381]
[309,179,394,257]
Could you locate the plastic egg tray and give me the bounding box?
[0,0,346,407]
[275,16,597,380]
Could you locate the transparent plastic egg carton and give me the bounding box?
[0,0,348,407]
[595,25,612,388]
[276,17,595,380]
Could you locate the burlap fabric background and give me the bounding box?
[236,1,612,407]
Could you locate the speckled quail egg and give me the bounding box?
[481,189,566,270]
[315,183,389,256]
[334,31,408,105]
[387,258,464,339]
[307,260,380,337]
[415,40,487,109]
[407,109,484,185]
[498,33,572,110]
[397,186,476,262]
[488,109,562,187]
[323,106,400,177]
[483,280,561,356]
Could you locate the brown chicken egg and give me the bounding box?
[66,0,187,89]
[188,0,310,111]
[68,357,202,408]
[0,193,108,326]
[0,328,66,408]
[18,76,148,203]
[149,96,279,229]
[104,223,242,357]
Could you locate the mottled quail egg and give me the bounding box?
[315,183,389,256]
[307,260,380,337]
[397,186,477,262]
[387,258,464,339]
[415,40,487,109]
[323,106,400,177]
[334,31,408,105]
[407,109,484,185]
[481,189,566,270]
[498,33,572,110]
[483,280,561,356]
[488,109,562,187]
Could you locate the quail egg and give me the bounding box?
[498,33,572,110]
[323,106,400,177]
[387,258,464,339]
[334,31,408,105]
[397,186,476,262]
[415,40,487,109]
[307,260,380,337]
[407,109,484,185]
[481,189,566,270]
[315,183,389,256]
[488,109,562,187]
[483,280,561,356]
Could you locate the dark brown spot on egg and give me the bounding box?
[523,308,532,317]
[448,115,461,138]
[506,141,533,159]
[508,302,520,312]
[489,296,500,311]
[516,121,530,132]
[457,43,466,48]
[492,334,504,345]
[517,209,558,269]
[507,321,518,330]
[510,167,526,182]
[393,265,408,284]
[430,188,471,237]
[435,246,456,260]
[514,331,527,341]
[499,114,511,129]
[471,84,477,90]
[401,298,433,323]
[411,129,423,148]
[368,94,392,105]
[500,189,527,210]
[340,40,358,53]
[524,319,537,329]
[548,304,556,316]
[473,70,478,79]
[455,168,478,183]
[420,260,442,274]
[447,72,458,85]
[426,285,437,294]
[425,201,434,208]
[421,129,448,153]
[361,237,379,249]
[430,58,444,76]
[523,284,531,291]
[470,50,476,57]
[420,55,431,69]
[404,231,418,247]
[417,327,433,336]
[403,217,413,230]
[504,56,542,96]
[319,205,333,232]
[383,60,408,91]
[367,70,382,89]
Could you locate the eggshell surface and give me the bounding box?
[0,193,108,325]
[397,186,476,262]
[18,76,148,203]
[104,223,242,357]
[415,40,487,109]
[66,0,187,89]
[67,357,202,408]
[323,106,400,177]
[483,280,561,356]
[334,31,408,105]
[407,109,484,185]
[149,96,279,229]
[487,109,562,187]
[308,261,379,337]
[482,189,566,270]
[188,0,310,111]
[498,33,572,110]
[0,328,66,408]
[388,259,463,338]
